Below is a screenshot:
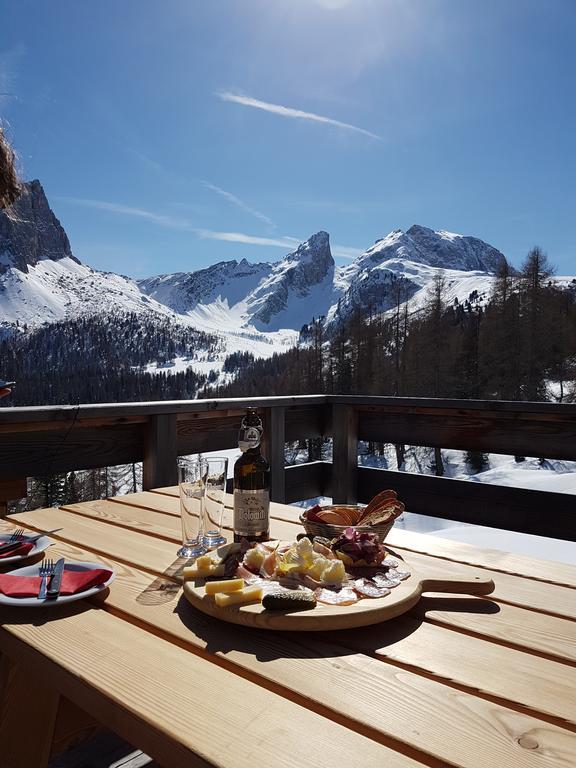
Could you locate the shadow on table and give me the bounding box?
[172,591,500,662]
[0,598,98,627]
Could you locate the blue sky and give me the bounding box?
[1,0,575,276]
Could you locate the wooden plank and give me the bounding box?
[334,614,576,728]
[0,608,404,768]
[358,466,576,541]
[268,406,286,503]
[285,404,327,440]
[284,461,329,503]
[8,507,181,578]
[331,394,576,415]
[386,528,576,589]
[332,404,358,504]
[111,491,181,516]
[395,549,576,621]
[61,500,181,542]
[177,413,239,455]
[412,594,576,665]
[0,395,328,423]
[357,406,576,460]
[4,517,576,752]
[0,423,145,481]
[143,414,178,490]
[0,655,60,768]
[0,477,26,501]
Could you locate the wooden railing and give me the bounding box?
[1,395,575,540]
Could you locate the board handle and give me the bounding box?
[420,573,495,595]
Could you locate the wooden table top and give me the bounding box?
[1,489,576,768]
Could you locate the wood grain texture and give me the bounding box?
[143,414,178,490]
[332,404,358,504]
[412,594,576,665]
[2,517,576,767]
[335,615,576,727]
[0,607,404,768]
[386,528,576,589]
[62,499,181,542]
[0,655,60,768]
[0,423,145,481]
[357,406,576,459]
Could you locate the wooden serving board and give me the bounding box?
[183,557,495,631]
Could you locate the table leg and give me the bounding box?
[0,653,60,768]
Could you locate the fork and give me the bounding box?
[38,559,54,600]
[9,528,24,542]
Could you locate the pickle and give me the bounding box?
[262,591,317,611]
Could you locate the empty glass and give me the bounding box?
[177,458,207,558]
[202,457,229,549]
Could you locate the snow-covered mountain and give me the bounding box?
[4,179,568,371]
[0,181,177,327]
[137,225,506,334]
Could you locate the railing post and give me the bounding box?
[264,407,286,503]
[0,478,27,518]
[143,414,178,491]
[332,404,358,504]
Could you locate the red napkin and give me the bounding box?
[0,568,112,598]
[0,541,35,560]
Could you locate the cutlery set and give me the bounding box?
[1,529,65,599]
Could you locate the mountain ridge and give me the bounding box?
[1,179,552,374]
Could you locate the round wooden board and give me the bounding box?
[182,558,495,631]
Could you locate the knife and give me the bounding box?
[47,558,65,599]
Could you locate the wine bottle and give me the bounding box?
[233,408,270,542]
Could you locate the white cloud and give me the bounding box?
[217,91,380,140]
[56,197,196,231]
[195,229,298,249]
[202,182,275,230]
[57,196,361,259]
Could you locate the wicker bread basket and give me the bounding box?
[299,505,396,542]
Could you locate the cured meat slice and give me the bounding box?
[314,586,359,605]
[353,579,391,598]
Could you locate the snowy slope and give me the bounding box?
[2,181,574,382]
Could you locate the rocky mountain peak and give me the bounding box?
[404,224,507,273]
[0,180,78,275]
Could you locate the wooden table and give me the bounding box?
[1,490,575,768]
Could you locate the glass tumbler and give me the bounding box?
[177,458,207,558]
[201,457,229,549]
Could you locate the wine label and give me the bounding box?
[238,425,262,452]
[233,488,270,535]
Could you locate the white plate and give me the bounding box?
[0,533,52,565]
[0,560,116,607]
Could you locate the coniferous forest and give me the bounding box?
[216,250,576,403]
[1,312,221,405]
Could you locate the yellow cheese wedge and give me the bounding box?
[195,554,215,569]
[182,563,225,580]
[214,585,263,607]
[204,578,245,595]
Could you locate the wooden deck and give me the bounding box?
[1,489,575,767]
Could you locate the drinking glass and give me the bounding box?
[177,458,207,558]
[201,457,229,549]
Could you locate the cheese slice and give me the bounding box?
[204,578,245,595]
[214,585,263,607]
[183,563,225,580]
[195,554,215,569]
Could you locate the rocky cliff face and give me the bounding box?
[139,258,272,314]
[0,180,78,275]
[251,231,335,326]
